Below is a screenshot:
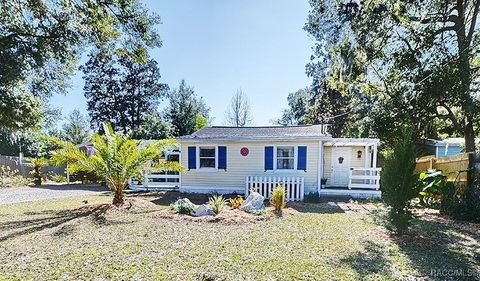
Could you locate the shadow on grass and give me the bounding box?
[340,240,392,279]
[33,184,109,192]
[0,204,131,242]
[371,209,480,280]
[287,202,345,214]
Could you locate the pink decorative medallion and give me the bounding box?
[240,147,249,156]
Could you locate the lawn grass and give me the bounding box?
[0,193,478,281]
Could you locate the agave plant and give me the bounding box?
[53,122,181,206]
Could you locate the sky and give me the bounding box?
[50,0,313,126]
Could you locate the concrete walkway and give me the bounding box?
[0,185,109,205]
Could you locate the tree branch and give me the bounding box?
[438,102,462,130]
[467,0,480,44]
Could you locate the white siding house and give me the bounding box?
[132,125,381,199]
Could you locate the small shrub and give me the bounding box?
[209,195,226,215]
[1,165,18,188]
[0,165,30,188]
[51,175,67,183]
[304,192,321,203]
[170,199,196,215]
[270,186,286,212]
[416,169,447,207]
[229,196,244,209]
[9,175,31,187]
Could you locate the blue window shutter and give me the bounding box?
[265,146,274,171]
[218,146,227,170]
[188,146,196,170]
[297,146,307,171]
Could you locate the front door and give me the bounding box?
[331,147,351,186]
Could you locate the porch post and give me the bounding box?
[364,145,369,168]
[317,140,323,194]
[373,143,378,168]
[364,145,370,185]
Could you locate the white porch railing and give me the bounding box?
[348,168,381,190]
[129,173,180,190]
[245,176,305,201]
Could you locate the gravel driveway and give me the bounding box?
[0,185,110,205]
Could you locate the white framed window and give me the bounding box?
[276,146,295,170]
[198,146,216,169]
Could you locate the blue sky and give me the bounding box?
[50,0,313,126]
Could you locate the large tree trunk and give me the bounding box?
[112,186,125,206]
[456,0,476,154]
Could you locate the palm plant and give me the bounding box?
[53,123,181,205]
[29,157,48,186]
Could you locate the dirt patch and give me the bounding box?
[153,207,298,225]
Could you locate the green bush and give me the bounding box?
[209,195,226,215]
[381,129,418,234]
[170,199,196,215]
[417,169,449,207]
[270,186,286,212]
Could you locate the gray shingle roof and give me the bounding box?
[178,125,330,141]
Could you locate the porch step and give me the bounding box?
[319,195,352,203]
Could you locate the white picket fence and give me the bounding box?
[245,176,305,201]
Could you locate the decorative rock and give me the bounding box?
[239,192,265,213]
[177,198,197,209]
[192,204,215,217]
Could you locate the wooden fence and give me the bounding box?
[0,155,65,177]
[415,153,473,183]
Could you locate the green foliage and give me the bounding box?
[209,195,226,215]
[135,113,173,140]
[381,129,418,234]
[270,186,286,212]
[82,49,168,134]
[50,174,67,183]
[441,183,480,222]
[1,0,161,131]
[60,109,92,145]
[194,114,208,131]
[417,169,449,207]
[0,129,39,157]
[52,122,181,205]
[304,0,480,148]
[29,157,48,186]
[276,88,310,125]
[228,196,244,209]
[170,199,196,215]
[166,79,211,136]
